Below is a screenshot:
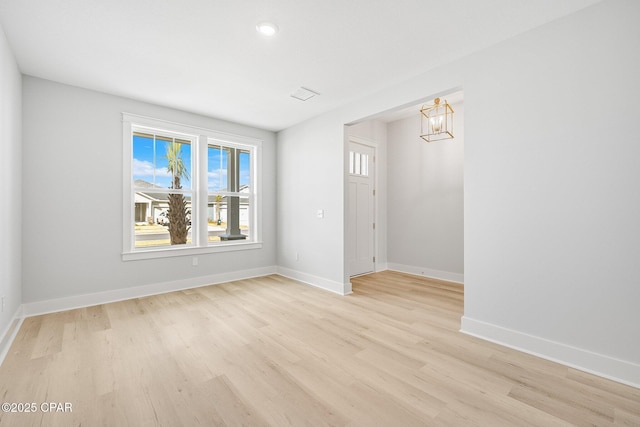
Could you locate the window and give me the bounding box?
[349,150,369,176]
[207,144,252,243]
[122,113,262,260]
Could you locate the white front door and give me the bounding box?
[348,141,375,276]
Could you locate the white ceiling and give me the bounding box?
[0,0,602,131]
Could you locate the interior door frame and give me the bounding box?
[347,135,378,277]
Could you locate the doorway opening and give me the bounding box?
[345,90,464,285]
[347,137,376,277]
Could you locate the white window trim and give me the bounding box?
[122,113,263,261]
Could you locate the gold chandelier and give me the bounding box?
[420,98,454,142]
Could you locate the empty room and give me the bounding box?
[1,0,639,425]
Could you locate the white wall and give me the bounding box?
[0,25,22,351]
[276,111,349,293]
[386,102,464,283]
[461,0,640,385]
[277,0,640,386]
[22,77,277,306]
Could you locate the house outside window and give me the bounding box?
[122,113,262,260]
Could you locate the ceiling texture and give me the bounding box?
[0,0,602,131]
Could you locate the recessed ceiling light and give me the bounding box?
[256,22,278,36]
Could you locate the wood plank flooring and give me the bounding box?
[0,271,638,426]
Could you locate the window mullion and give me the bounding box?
[197,135,208,246]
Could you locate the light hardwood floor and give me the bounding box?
[0,271,638,426]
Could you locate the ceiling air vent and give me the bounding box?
[291,87,319,101]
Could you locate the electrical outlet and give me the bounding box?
[1,296,4,313]
[192,257,198,267]
[295,252,299,261]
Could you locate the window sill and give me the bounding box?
[122,242,263,261]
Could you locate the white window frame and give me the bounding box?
[122,113,262,261]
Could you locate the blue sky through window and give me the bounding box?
[208,145,228,192]
[208,145,250,192]
[133,134,192,189]
[239,151,250,187]
[132,134,249,192]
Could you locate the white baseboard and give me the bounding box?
[22,266,278,317]
[387,262,464,284]
[0,305,24,366]
[461,316,640,390]
[277,267,352,295]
